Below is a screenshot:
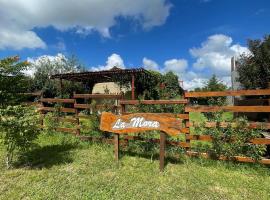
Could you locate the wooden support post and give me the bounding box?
[131,74,135,100]
[114,134,119,162]
[73,92,80,135]
[159,131,166,172]
[184,94,191,152]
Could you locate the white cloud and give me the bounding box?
[105,53,125,69]
[91,53,125,71]
[183,78,207,91]
[0,0,171,50]
[164,58,188,74]
[143,57,159,71]
[189,34,250,75]
[0,28,46,50]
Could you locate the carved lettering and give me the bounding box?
[112,117,160,130]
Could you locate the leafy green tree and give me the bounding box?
[131,70,183,100]
[161,71,184,99]
[192,75,227,105]
[0,56,30,107]
[29,54,86,97]
[237,35,270,89]
[0,106,40,168]
[0,56,41,168]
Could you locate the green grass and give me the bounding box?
[0,133,269,200]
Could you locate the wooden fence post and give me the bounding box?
[184,93,191,152]
[159,131,166,172]
[73,92,80,135]
[114,134,119,162]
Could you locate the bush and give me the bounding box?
[0,106,41,168]
[195,112,266,160]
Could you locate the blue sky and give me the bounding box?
[0,0,269,89]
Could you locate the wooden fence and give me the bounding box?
[184,89,270,164]
[34,89,270,165]
[39,93,123,135]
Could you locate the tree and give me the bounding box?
[0,56,30,107]
[192,75,227,105]
[237,35,270,89]
[29,54,86,97]
[0,56,41,168]
[161,71,184,99]
[0,106,40,168]
[134,70,183,100]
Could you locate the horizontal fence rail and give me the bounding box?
[185,105,270,112]
[185,89,270,97]
[185,134,270,145]
[27,88,270,165]
[120,99,188,105]
[40,98,75,103]
[73,93,123,99]
[188,121,270,129]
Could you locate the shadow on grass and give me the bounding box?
[15,143,77,169]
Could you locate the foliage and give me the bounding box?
[116,70,183,100]
[237,35,270,89]
[29,54,87,97]
[43,104,63,134]
[191,75,227,106]
[135,103,184,114]
[0,106,41,168]
[161,71,184,99]
[195,112,266,160]
[0,56,30,107]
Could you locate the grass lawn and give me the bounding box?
[0,133,269,200]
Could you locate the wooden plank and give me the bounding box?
[185,89,270,97]
[186,151,270,165]
[185,106,270,112]
[186,134,270,144]
[120,99,188,105]
[21,92,42,96]
[160,132,166,172]
[74,93,122,99]
[96,105,121,109]
[100,112,185,136]
[38,107,76,113]
[56,127,77,134]
[40,98,75,103]
[122,113,189,120]
[250,138,270,145]
[38,107,54,112]
[114,134,119,162]
[188,121,270,129]
[74,104,92,109]
[74,104,120,110]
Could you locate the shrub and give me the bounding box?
[195,112,266,160]
[0,106,41,168]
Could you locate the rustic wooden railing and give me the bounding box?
[38,93,124,135]
[33,88,270,165]
[184,89,270,164]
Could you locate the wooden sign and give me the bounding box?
[100,112,184,136]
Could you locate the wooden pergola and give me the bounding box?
[50,67,149,99]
